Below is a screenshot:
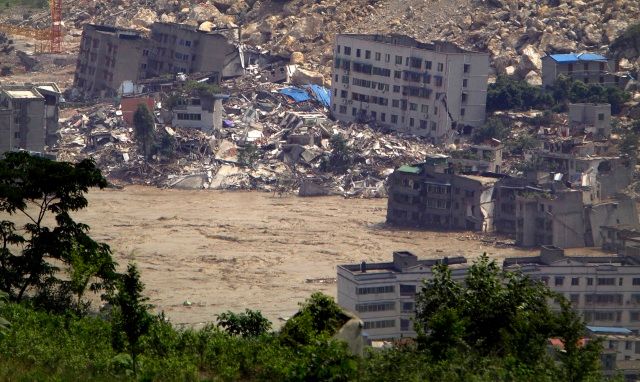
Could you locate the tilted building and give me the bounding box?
[73,22,249,98]
[330,34,489,143]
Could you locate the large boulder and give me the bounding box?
[516,45,542,78]
[291,68,325,86]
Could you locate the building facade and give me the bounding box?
[74,22,246,98]
[0,85,46,153]
[73,24,148,98]
[330,34,489,143]
[337,251,467,340]
[337,247,640,341]
[568,103,611,138]
[505,246,640,331]
[541,53,631,89]
[386,155,500,231]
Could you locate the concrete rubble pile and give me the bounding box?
[54,75,442,197]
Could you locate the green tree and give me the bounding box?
[321,134,354,174]
[280,292,347,346]
[414,255,601,378]
[109,263,153,377]
[472,117,509,143]
[237,143,261,168]
[133,104,155,159]
[216,309,272,338]
[0,152,116,312]
[619,131,639,158]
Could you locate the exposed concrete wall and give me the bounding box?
[590,197,639,248]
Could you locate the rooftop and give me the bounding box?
[547,53,608,63]
[338,251,467,275]
[586,326,633,335]
[3,89,43,99]
[337,34,478,54]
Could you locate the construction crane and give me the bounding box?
[0,0,63,54]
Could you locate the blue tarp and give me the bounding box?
[304,84,331,107]
[279,87,311,103]
[279,85,331,107]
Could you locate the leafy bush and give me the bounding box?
[472,117,509,143]
[487,76,554,112]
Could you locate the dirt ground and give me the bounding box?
[68,186,537,327]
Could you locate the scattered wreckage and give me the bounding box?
[54,74,444,198]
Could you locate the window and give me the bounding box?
[363,319,395,329]
[392,99,400,108]
[599,76,604,84]
[571,277,580,286]
[555,277,564,286]
[587,277,594,286]
[409,103,418,111]
[400,319,411,331]
[421,104,429,113]
[381,113,386,122]
[393,85,400,93]
[425,60,432,70]
[463,64,470,73]
[401,302,414,313]
[568,63,573,73]
[598,113,605,121]
[437,62,444,72]
[395,55,403,65]
[570,294,580,304]
[461,93,468,103]
[337,45,341,54]
[463,78,468,88]
[356,285,394,295]
[341,90,347,98]
[434,106,438,115]
[400,284,416,296]
[419,120,428,129]
[352,107,357,116]
[356,48,361,58]
[632,312,640,322]
[385,54,390,63]
[460,108,465,116]
[176,113,202,121]
[435,76,443,87]
[344,46,351,55]
[356,301,395,313]
[633,278,640,286]
[409,118,414,127]
[394,70,401,79]
[391,114,398,124]
[584,63,589,71]
[365,50,371,59]
[597,278,615,286]
[339,105,347,114]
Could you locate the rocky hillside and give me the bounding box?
[3,0,640,83]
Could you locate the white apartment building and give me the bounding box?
[337,247,640,340]
[337,251,468,340]
[504,246,640,330]
[330,34,489,144]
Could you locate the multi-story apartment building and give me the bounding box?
[74,22,247,98]
[0,85,45,153]
[146,22,244,79]
[330,34,489,143]
[568,103,611,138]
[337,247,640,341]
[73,24,148,98]
[541,53,631,89]
[337,251,467,340]
[504,246,640,330]
[386,155,501,231]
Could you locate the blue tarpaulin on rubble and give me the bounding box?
[279,87,311,102]
[304,84,331,107]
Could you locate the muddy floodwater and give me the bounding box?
[70,186,534,326]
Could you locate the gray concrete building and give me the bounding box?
[73,24,148,98]
[0,85,46,153]
[146,22,244,79]
[568,103,612,138]
[386,155,499,231]
[541,53,631,89]
[330,34,489,143]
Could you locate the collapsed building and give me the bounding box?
[330,34,489,144]
[0,83,61,154]
[73,22,265,98]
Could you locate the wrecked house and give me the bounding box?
[541,53,631,89]
[386,155,498,231]
[0,84,58,153]
[568,103,611,138]
[449,139,503,173]
[330,34,489,144]
[170,93,225,134]
[73,24,148,98]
